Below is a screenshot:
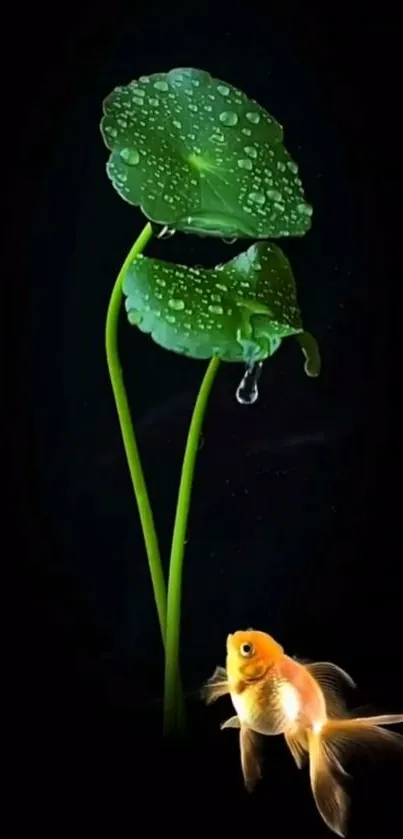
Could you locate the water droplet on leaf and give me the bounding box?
[238,158,253,171]
[245,111,260,124]
[297,203,313,216]
[249,191,266,206]
[104,125,117,138]
[267,189,283,201]
[154,80,169,91]
[120,147,140,165]
[168,298,185,311]
[219,110,239,126]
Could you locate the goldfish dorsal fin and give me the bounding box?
[306,661,356,718]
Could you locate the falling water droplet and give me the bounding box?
[236,362,263,405]
[157,225,176,240]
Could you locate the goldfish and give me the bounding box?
[203,629,403,837]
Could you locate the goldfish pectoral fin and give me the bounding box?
[221,715,241,730]
[240,725,262,793]
[202,666,229,705]
[284,727,309,769]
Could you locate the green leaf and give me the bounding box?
[101,68,313,240]
[123,241,320,373]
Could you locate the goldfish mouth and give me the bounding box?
[243,665,269,683]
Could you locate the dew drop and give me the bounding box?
[127,310,143,326]
[168,298,185,311]
[297,203,313,216]
[238,158,253,171]
[211,131,225,144]
[287,160,298,174]
[119,147,140,165]
[249,191,266,206]
[267,189,282,201]
[236,362,263,405]
[219,110,239,126]
[104,125,117,138]
[208,304,224,315]
[244,145,257,159]
[154,80,169,91]
[245,111,260,124]
[217,84,230,96]
[241,128,252,136]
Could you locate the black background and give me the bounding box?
[7,1,402,834]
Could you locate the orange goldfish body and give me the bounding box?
[203,629,403,837]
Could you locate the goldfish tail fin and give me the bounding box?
[308,727,350,837]
[308,714,403,836]
[323,713,403,761]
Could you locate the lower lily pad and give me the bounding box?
[123,242,320,374]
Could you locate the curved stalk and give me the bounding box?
[105,222,167,640]
[163,356,221,735]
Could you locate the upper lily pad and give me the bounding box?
[101,68,313,240]
[123,241,320,374]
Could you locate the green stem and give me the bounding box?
[163,356,221,736]
[105,222,167,641]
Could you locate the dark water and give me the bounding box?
[14,2,401,834]
[29,13,366,680]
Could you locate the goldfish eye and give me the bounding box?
[240,642,254,657]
